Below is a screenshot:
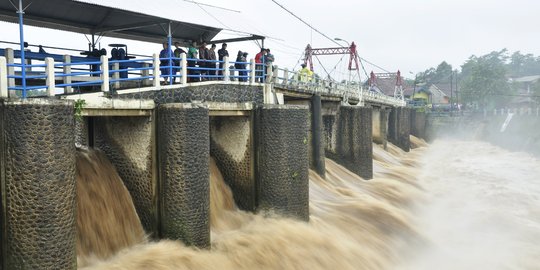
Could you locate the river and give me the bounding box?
[77,138,540,269]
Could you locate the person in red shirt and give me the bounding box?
[255,48,266,82]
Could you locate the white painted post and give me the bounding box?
[272,65,278,83]
[223,56,230,82]
[249,59,256,84]
[0,56,8,98]
[142,63,150,86]
[283,68,289,86]
[112,62,120,89]
[5,48,14,88]
[63,55,72,94]
[153,53,160,88]
[100,55,109,93]
[266,64,272,83]
[180,53,187,85]
[45,57,55,97]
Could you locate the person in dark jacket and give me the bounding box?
[234,50,243,81]
[217,43,229,79]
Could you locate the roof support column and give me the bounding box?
[17,0,27,98]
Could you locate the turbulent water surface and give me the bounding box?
[77,138,540,269]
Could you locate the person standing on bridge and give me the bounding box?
[262,48,275,82]
[299,63,313,82]
[208,44,217,80]
[187,41,198,82]
[199,41,209,81]
[217,43,228,80]
[159,42,173,85]
[255,48,266,82]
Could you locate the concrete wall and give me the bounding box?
[93,116,157,235]
[325,106,373,180]
[0,100,76,270]
[119,84,264,105]
[210,116,256,211]
[256,105,310,221]
[388,107,411,152]
[157,104,210,248]
[410,110,427,140]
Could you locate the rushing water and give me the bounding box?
[76,138,540,269]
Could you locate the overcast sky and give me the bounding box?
[2,0,540,81]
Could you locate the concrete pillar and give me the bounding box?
[153,53,160,88]
[100,55,109,93]
[45,57,55,97]
[223,56,230,82]
[381,108,389,150]
[180,53,187,85]
[249,59,256,84]
[327,106,373,180]
[210,116,256,211]
[157,104,209,248]
[63,55,73,94]
[93,115,157,236]
[310,95,325,177]
[372,107,382,144]
[410,110,427,140]
[5,48,14,88]
[0,56,7,98]
[256,105,309,221]
[0,99,76,270]
[112,62,120,90]
[388,107,411,152]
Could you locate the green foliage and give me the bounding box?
[74,99,86,121]
[459,50,512,109]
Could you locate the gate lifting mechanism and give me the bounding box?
[303,42,360,72]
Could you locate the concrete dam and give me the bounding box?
[0,72,429,268]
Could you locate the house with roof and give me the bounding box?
[508,75,540,108]
[366,72,414,99]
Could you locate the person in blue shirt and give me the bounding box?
[159,42,173,84]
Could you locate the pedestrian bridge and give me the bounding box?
[0,48,405,108]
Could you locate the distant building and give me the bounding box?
[508,75,540,108]
[367,72,414,99]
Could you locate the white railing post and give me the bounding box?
[100,55,109,93]
[63,55,72,94]
[272,65,278,83]
[283,68,289,86]
[266,64,273,83]
[45,57,55,97]
[180,53,187,84]
[153,53,160,88]
[142,63,150,86]
[5,48,14,88]
[0,56,7,98]
[250,59,256,84]
[112,62,120,90]
[223,56,230,82]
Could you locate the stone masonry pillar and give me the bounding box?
[310,95,325,177]
[157,104,209,248]
[332,106,373,180]
[389,107,411,152]
[0,99,76,270]
[256,105,309,221]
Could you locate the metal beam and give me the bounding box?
[93,20,168,34]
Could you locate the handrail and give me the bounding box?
[0,53,406,107]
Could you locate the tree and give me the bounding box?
[460,50,511,109]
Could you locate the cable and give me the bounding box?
[270,0,342,47]
[181,0,241,13]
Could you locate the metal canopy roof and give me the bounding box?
[0,0,264,44]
